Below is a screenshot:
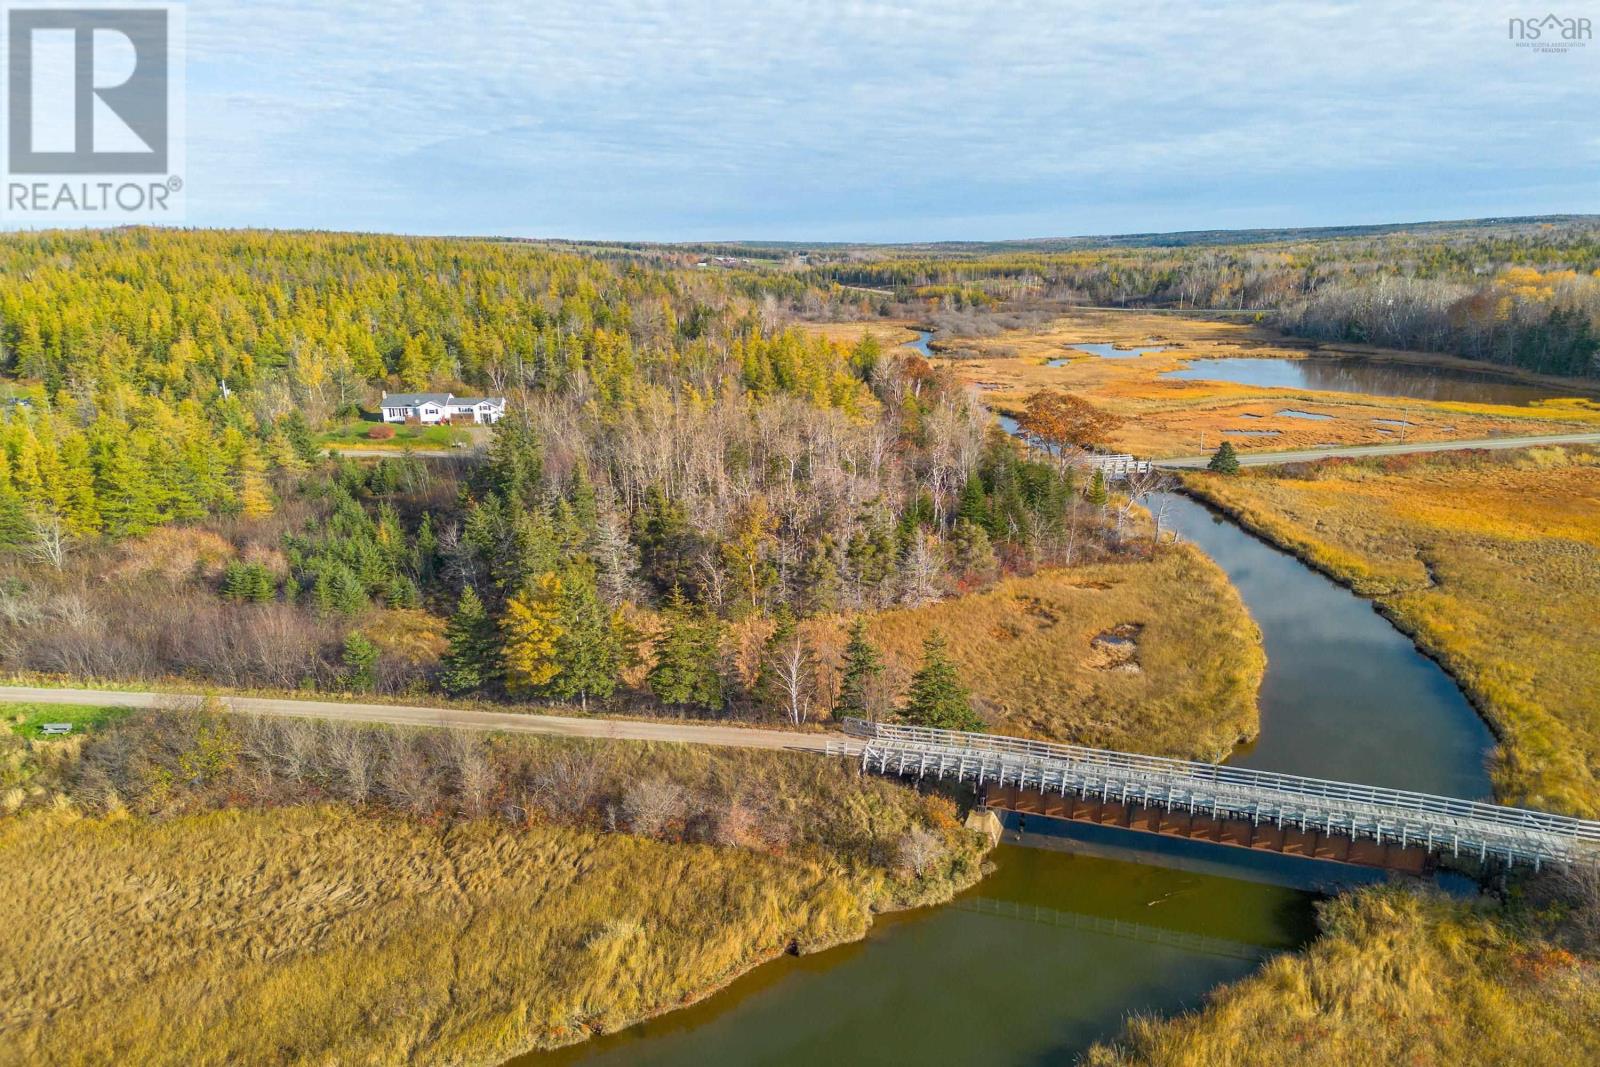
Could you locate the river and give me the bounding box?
[519,332,1495,1066]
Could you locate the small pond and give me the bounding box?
[1048,342,1171,366]
[1160,356,1585,405]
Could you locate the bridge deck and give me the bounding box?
[834,719,1600,869]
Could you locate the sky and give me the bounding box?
[73,1,1600,239]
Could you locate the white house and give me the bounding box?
[380,392,506,425]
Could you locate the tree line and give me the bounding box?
[797,220,1600,377]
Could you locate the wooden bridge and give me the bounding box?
[831,720,1600,872]
[1079,453,1153,480]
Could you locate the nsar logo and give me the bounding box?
[1507,12,1592,53]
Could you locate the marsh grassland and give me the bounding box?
[0,711,985,1067]
[858,546,1264,759]
[937,309,1600,458]
[1182,446,1600,816]
[1088,885,1600,1067]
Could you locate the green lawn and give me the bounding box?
[5,703,133,739]
[317,420,471,449]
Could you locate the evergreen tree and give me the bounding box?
[647,588,724,711]
[414,511,438,581]
[848,332,882,381]
[91,438,160,539]
[1207,441,1242,475]
[439,586,499,695]
[342,632,379,692]
[903,631,980,731]
[312,563,369,616]
[956,473,989,529]
[799,534,842,615]
[567,463,598,532]
[462,493,560,598]
[222,561,275,602]
[368,458,400,495]
[846,508,898,603]
[633,484,704,595]
[281,411,322,466]
[0,480,32,551]
[547,569,632,711]
[896,489,937,552]
[476,418,543,507]
[951,518,997,581]
[834,616,885,721]
[1086,468,1110,510]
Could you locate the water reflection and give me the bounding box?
[1154,491,1494,796]
[1050,342,1171,366]
[1160,356,1581,405]
[508,399,1498,1067]
[521,845,1314,1067]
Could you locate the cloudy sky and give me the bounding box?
[172,1,1595,239]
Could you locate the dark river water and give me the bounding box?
[518,331,1496,1067]
[1156,492,1493,793]
[521,844,1314,1067]
[1160,355,1581,406]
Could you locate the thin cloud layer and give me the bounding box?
[168,1,1597,238]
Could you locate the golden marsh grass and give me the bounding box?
[1088,887,1600,1067]
[1182,447,1600,816]
[934,309,1600,458]
[857,546,1264,760]
[0,724,986,1067]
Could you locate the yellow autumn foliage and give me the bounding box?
[501,572,565,693]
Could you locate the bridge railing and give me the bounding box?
[1079,454,1153,478]
[838,718,1600,851]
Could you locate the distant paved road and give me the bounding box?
[1157,431,1600,469]
[0,686,834,754]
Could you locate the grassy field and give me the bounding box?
[0,809,900,1066]
[1088,886,1600,1067]
[1181,446,1600,816]
[934,309,1600,459]
[317,419,474,449]
[795,319,925,351]
[0,711,984,1067]
[4,702,129,740]
[851,546,1265,760]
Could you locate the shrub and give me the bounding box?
[366,424,396,440]
[620,777,687,838]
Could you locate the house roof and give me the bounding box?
[451,396,505,407]
[382,392,452,407]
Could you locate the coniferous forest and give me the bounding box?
[0,229,1136,718]
[5,221,1595,720]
